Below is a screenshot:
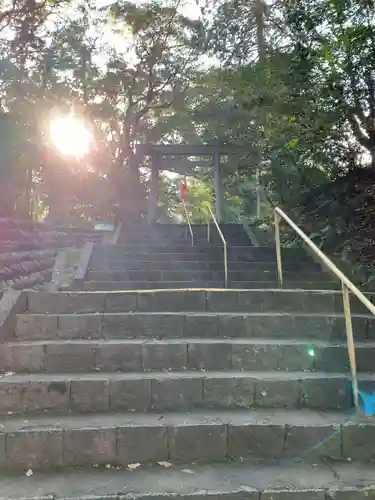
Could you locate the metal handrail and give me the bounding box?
[183,203,194,246]
[274,206,375,408]
[206,205,228,288]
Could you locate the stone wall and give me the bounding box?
[0,218,108,294]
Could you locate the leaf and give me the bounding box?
[127,462,141,470]
[323,44,333,60]
[285,138,298,150]
[25,469,34,477]
[181,468,195,474]
[157,461,172,468]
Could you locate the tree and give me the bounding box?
[204,0,269,66]
[0,6,116,222]
[0,0,70,47]
[189,0,360,215]
[282,0,375,167]
[86,1,205,223]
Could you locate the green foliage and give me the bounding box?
[185,180,213,223]
[281,0,375,165]
[0,0,204,222]
[206,0,268,65]
[1,0,375,266]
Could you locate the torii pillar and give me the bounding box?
[142,144,226,224]
[147,155,159,225]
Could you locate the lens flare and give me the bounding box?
[50,116,92,157]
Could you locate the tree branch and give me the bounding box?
[346,108,373,150]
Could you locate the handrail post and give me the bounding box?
[274,211,283,288]
[224,241,228,288]
[206,205,228,289]
[273,205,375,412]
[342,284,359,408]
[183,203,194,246]
[207,219,210,242]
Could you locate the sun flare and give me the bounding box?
[50,116,92,158]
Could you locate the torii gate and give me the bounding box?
[139,143,238,224]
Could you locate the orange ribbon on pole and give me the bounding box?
[180,181,188,205]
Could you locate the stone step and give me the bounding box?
[90,259,320,272]
[90,251,310,265]
[129,222,244,231]
[117,239,253,247]
[142,224,247,233]
[92,247,229,258]
[90,254,276,266]
[212,238,253,245]
[93,244,281,255]
[170,232,250,240]
[86,269,329,283]
[0,371,359,414]
[27,289,373,315]
[1,460,374,500]
[0,408,372,470]
[89,260,318,272]
[118,238,254,248]
[92,245,310,258]
[19,289,350,313]
[144,222,249,234]
[84,280,222,291]
[82,280,340,291]
[1,338,374,374]
[116,236,252,246]
[16,312,375,342]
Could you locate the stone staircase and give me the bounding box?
[0,223,374,498]
[88,224,339,291]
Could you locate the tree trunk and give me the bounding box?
[24,164,33,219]
[254,0,266,61]
[371,149,375,169]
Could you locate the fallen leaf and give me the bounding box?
[240,486,257,493]
[181,469,195,474]
[157,461,172,468]
[25,469,33,477]
[127,462,141,470]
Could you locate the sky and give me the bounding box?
[96,0,201,18]
[85,0,204,66]
[97,0,201,45]
[46,0,202,60]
